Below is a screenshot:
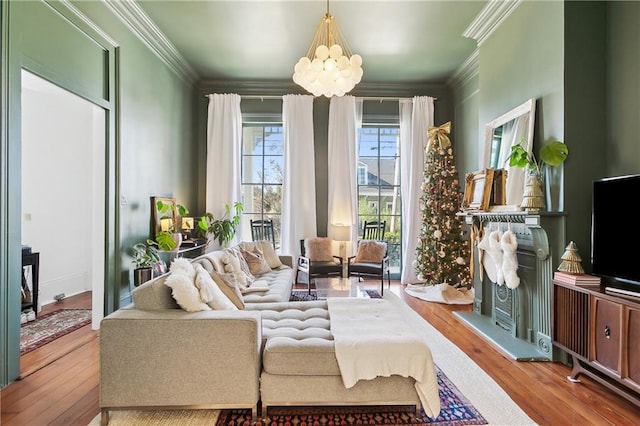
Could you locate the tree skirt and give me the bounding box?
[404,283,474,305]
[20,309,92,354]
[216,366,486,425]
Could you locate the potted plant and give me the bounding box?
[506,137,569,212]
[155,200,190,251]
[132,240,162,286]
[198,202,243,247]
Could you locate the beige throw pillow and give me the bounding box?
[241,240,282,269]
[194,264,237,311]
[211,271,245,310]
[240,246,272,276]
[305,237,333,261]
[221,248,253,289]
[354,240,387,263]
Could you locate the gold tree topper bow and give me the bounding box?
[427,121,452,151]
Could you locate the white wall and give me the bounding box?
[21,70,104,309]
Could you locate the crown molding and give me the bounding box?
[103,0,198,85]
[463,0,522,46]
[447,48,479,89]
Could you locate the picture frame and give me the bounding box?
[152,196,178,235]
[491,169,508,206]
[462,169,495,211]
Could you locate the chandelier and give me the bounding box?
[293,0,363,97]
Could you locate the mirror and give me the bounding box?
[483,98,536,210]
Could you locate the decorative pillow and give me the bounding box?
[194,264,237,311]
[211,271,246,309]
[305,237,333,262]
[353,240,387,263]
[220,248,252,289]
[231,246,256,282]
[164,267,211,312]
[170,257,196,277]
[240,241,282,269]
[240,246,272,276]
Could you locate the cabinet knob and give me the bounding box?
[604,325,611,339]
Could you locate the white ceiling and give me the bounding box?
[132,0,488,85]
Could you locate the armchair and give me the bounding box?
[347,224,391,295]
[296,237,343,294]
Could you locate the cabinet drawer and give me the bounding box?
[592,297,622,374]
[625,306,640,391]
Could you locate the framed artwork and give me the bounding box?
[152,196,178,235]
[462,169,495,211]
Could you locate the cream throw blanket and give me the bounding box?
[327,297,441,418]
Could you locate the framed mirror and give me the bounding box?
[483,98,536,210]
[152,196,178,235]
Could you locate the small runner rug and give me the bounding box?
[216,366,485,425]
[20,308,92,354]
[290,290,382,301]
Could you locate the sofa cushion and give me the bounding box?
[240,245,271,276]
[354,240,387,263]
[195,264,237,311]
[165,268,211,312]
[131,274,179,311]
[211,271,245,310]
[242,266,293,304]
[240,241,282,269]
[304,237,334,262]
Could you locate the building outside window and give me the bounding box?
[241,124,283,248]
[357,125,401,277]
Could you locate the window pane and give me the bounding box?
[263,156,283,184]
[242,184,263,213]
[242,155,263,183]
[243,127,264,155]
[262,185,282,215]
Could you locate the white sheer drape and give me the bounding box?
[206,93,242,247]
[328,96,361,255]
[399,96,434,284]
[281,94,316,258]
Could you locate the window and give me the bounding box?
[241,124,283,248]
[357,125,401,277]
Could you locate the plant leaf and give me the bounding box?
[539,141,568,167]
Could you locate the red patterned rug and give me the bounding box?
[20,309,92,354]
[216,366,487,425]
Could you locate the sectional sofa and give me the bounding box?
[99,242,429,425]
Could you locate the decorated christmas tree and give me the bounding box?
[414,122,471,287]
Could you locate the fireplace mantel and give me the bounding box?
[455,212,566,361]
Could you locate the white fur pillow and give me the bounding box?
[194,264,237,311]
[165,261,211,312]
[354,240,387,263]
[305,237,333,261]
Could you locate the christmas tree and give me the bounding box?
[414,122,471,287]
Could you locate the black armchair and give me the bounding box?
[296,238,343,294]
[347,221,390,295]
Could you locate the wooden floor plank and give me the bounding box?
[1,285,640,425]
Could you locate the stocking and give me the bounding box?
[500,230,520,289]
[477,226,496,283]
[488,230,504,285]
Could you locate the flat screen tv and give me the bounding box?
[591,173,640,294]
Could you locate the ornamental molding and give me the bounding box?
[463,0,522,46]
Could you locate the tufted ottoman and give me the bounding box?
[245,301,421,416]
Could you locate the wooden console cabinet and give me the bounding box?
[552,280,640,407]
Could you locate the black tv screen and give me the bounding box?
[591,174,640,291]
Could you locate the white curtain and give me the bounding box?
[327,96,361,256]
[399,96,434,284]
[281,94,316,258]
[206,93,243,246]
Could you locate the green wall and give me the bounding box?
[0,0,199,387]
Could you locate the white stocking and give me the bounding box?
[488,230,504,285]
[477,227,496,283]
[500,230,520,289]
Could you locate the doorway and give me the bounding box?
[20,70,105,331]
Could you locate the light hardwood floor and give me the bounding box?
[1,283,639,425]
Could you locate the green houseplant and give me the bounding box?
[132,240,162,286]
[198,202,243,247]
[155,200,190,251]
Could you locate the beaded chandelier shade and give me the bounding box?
[293,0,363,97]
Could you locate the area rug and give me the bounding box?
[20,308,92,354]
[216,366,484,425]
[290,290,382,301]
[405,283,474,305]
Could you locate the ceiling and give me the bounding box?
[135,0,488,85]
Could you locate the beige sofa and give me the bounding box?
[99,245,421,425]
